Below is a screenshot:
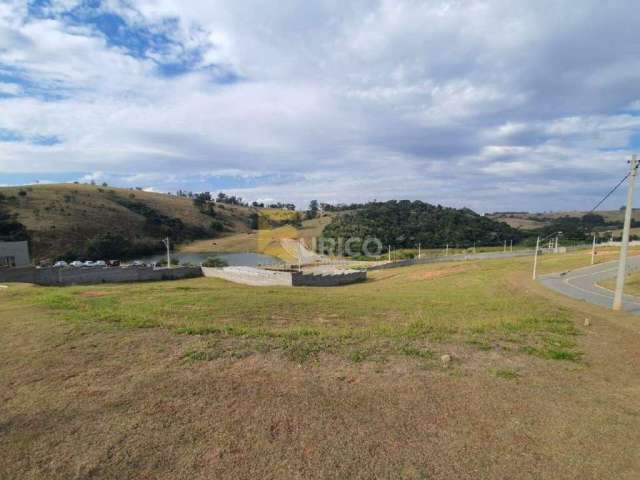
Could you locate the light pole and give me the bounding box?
[591,233,597,266]
[613,154,639,311]
[161,237,171,268]
[532,236,540,280]
[533,231,562,280]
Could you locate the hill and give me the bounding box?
[320,200,524,256]
[0,184,254,261]
[487,209,640,231]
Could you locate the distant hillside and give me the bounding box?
[487,209,640,230]
[321,200,524,255]
[0,184,254,261]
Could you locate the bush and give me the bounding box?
[202,256,228,268]
[210,220,225,233]
[18,189,27,197]
[85,233,130,260]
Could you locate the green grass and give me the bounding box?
[10,252,594,362]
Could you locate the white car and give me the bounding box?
[94,260,107,267]
[53,260,68,268]
[83,261,96,267]
[70,261,84,267]
[131,260,145,267]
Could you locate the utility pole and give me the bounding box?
[613,154,639,310]
[532,236,540,280]
[554,235,559,253]
[161,237,171,269]
[473,241,476,254]
[503,240,506,253]
[591,233,597,266]
[388,245,391,262]
[510,239,513,252]
[418,242,421,259]
[445,243,449,256]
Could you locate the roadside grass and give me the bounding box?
[599,270,640,296]
[12,251,598,364]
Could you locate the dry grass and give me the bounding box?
[180,216,332,262]
[0,183,252,260]
[2,251,640,478]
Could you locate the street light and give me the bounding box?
[161,237,171,269]
[532,231,562,280]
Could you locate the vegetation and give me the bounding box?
[24,254,586,362]
[321,200,523,255]
[0,205,29,242]
[2,249,640,479]
[201,256,229,267]
[0,184,253,260]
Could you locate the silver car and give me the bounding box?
[53,260,68,268]
[70,261,84,267]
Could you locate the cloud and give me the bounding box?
[1,0,640,211]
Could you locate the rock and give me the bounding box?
[584,318,591,327]
[440,354,451,367]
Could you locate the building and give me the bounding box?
[0,241,31,268]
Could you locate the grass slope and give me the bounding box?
[181,216,333,262]
[0,184,252,260]
[2,250,640,478]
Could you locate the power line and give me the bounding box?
[590,172,631,212]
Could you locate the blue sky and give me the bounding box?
[2,0,640,211]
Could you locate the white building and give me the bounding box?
[0,241,31,268]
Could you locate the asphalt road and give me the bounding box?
[538,256,640,314]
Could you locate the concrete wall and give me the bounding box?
[202,266,367,287]
[0,266,202,286]
[291,270,366,286]
[202,266,292,286]
[0,241,30,267]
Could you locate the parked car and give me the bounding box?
[107,260,120,267]
[53,260,68,268]
[94,260,107,267]
[131,260,145,267]
[83,261,96,267]
[70,261,84,267]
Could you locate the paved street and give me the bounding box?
[538,256,640,315]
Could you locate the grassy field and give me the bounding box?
[2,250,640,478]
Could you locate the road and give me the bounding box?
[538,256,640,314]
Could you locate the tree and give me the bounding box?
[202,256,228,268]
[85,233,130,260]
[0,207,29,241]
[305,200,319,220]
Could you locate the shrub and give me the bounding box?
[210,220,225,233]
[202,256,228,268]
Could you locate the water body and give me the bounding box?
[140,252,283,267]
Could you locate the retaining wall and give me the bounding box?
[0,266,202,286]
[291,270,366,286]
[202,266,292,286]
[202,266,366,287]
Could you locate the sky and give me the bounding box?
[2,0,640,212]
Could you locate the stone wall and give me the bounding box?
[0,266,202,286]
